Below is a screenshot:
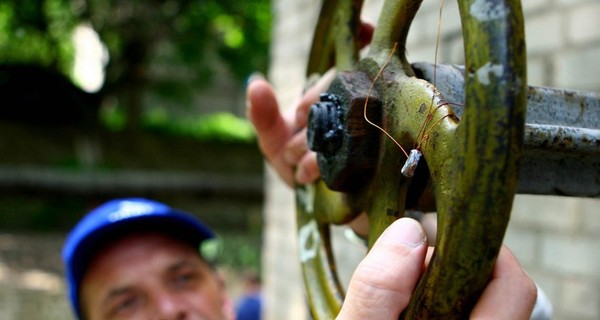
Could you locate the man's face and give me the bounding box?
[80,232,233,320]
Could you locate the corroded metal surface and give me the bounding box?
[413,62,600,128]
[521,125,600,197]
[399,0,527,317]
[413,62,600,197]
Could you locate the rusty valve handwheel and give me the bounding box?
[295,0,527,319]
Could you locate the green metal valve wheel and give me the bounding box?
[295,0,527,319]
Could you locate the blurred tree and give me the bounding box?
[0,0,271,132]
[0,0,77,71]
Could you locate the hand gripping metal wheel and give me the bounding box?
[295,0,527,319]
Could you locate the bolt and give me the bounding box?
[306,72,383,192]
[307,93,344,155]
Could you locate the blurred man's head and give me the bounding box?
[62,198,234,320]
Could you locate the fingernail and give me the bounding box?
[393,218,426,248]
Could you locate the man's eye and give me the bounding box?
[173,272,199,288]
[109,296,140,317]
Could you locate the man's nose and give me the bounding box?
[155,291,187,320]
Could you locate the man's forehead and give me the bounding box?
[93,232,202,263]
[81,232,207,292]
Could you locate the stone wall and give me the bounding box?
[265,1,600,319]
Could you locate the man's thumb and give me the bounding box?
[337,218,428,320]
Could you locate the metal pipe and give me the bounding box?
[413,62,600,198]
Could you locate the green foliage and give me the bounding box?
[203,232,262,271]
[101,106,256,143]
[81,0,272,86]
[168,112,255,142]
[0,0,272,133]
[99,104,127,131]
[146,111,257,143]
[209,2,272,80]
[0,0,76,73]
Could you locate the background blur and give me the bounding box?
[0,0,269,318]
[0,1,599,320]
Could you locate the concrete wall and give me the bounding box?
[265,1,600,319]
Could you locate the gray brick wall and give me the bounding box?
[508,196,600,320]
[265,1,600,319]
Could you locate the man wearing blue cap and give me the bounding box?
[63,198,236,320]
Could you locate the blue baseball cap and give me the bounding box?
[62,198,216,319]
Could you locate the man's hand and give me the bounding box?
[246,71,334,186]
[338,218,538,320]
[246,21,374,187]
